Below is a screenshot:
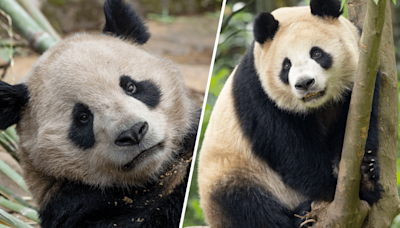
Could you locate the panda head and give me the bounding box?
[0,0,195,189]
[252,0,360,113]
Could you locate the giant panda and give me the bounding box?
[0,0,199,227]
[198,0,383,227]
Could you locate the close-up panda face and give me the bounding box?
[17,34,193,187]
[253,7,360,113]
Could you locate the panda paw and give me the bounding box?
[293,200,313,228]
[361,151,379,182]
[360,151,383,205]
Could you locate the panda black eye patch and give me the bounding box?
[279,58,291,84]
[68,103,95,150]
[119,75,161,109]
[310,46,332,69]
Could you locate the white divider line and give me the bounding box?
[179,0,227,227]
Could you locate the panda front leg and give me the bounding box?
[359,72,383,205]
[360,149,383,205]
[208,185,304,228]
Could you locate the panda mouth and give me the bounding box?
[303,90,325,102]
[122,142,164,170]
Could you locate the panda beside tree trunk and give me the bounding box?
[314,0,400,227]
[198,0,400,227]
[0,0,200,227]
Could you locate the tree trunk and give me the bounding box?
[348,0,368,27]
[395,2,400,63]
[365,0,400,225]
[309,0,400,227]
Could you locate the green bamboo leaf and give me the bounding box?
[393,0,396,5]
[397,171,400,185]
[0,209,35,228]
[373,0,379,4]
[0,224,12,228]
[0,197,39,222]
[0,159,29,193]
[340,0,347,10]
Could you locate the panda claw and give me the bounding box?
[369,163,373,167]
[367,150,372,154]
[371,159,375,162]
[370,168,374,172]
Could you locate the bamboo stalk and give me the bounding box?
[0,159,29,193]
[0,137,17,155]
[0,219,12,228]
[0,184,34,209]
[0,0,58,53]
[0,127,20,160]
[16,0,61,41]
[0,224,12,228]
[0,132,17,151]
[0,197,39,223]
[4,127,18,143]
[0,209,35,228]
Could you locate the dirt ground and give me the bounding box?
[0,15,218,226]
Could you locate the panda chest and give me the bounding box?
[313,102,348,137]
[249,98,349,170]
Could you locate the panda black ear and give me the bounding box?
[102,0,150,45]
[310,0,342,18]
[0,81,29,130]
[253,12,279,45]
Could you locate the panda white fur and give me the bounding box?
[198,0,382,227]
[0,0,198,227]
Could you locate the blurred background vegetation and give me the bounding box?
[183,0,400,227]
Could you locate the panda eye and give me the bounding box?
[283,60,291,71]
[126,83,137,94]
[79,113,89,123]
[312,50,322,59]
[284,63,291,70]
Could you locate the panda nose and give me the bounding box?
[115,122,148,146]
[295,78,315,91]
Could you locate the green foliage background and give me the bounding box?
[183,0,400,227]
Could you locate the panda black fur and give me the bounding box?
[0,0,198,227]
[198,0,382,227]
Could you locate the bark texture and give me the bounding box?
[348,0,368,27]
